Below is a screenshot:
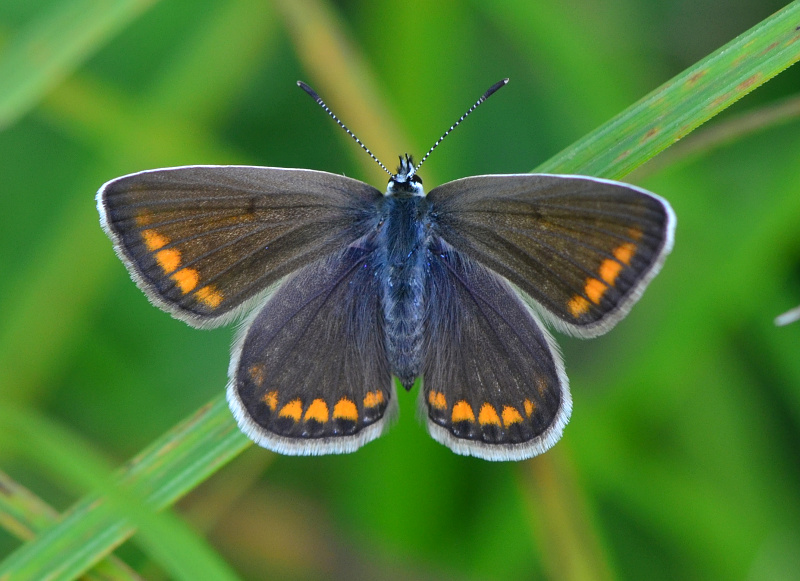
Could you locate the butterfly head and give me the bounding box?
[387,154,424,198]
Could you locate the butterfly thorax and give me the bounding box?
[377,188,433,390]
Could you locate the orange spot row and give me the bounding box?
[265,392,362,424]
[447,400,530,428]
[138,220,224,308]
[568,236,641,317]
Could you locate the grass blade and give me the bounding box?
[0,0,158,129]
[536,1,800,178]
[0,400,249,581]
[0,471,142,581]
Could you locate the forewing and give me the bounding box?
[429,174,675,337]
[422,241,570,461]
[97,165,381,327]
[228,244,395,455]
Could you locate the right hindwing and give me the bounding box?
[420,240,571,461]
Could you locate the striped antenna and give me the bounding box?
[297,81,393,178]
[413,78,509,176]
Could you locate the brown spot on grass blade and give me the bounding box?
[641,127,659,142]
[613,149,631,164]
[737,73,763,92]
[686,70,707,85]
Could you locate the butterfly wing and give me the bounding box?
[428,174,675,337]
[421,241,570,461]
[97,165,382,327]
[228,242,395,455]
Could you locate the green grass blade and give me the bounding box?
[536,1,800,178]
[634,92,800,178]
[0,471,142,581]
[0,399,250,581]
[0,0,158,129]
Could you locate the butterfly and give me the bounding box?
[97,79,675,461]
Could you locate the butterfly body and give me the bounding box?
[376,191,432,389]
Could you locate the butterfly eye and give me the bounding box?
[411,174,423,185]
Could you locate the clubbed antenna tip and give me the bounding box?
[297,81,392,177]
[413,78,509,175]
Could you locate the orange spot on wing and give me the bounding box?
[171,268,199,293]
[524,399,535,417]
[195,286,223,308]
[135,212,153,227]
[263,391,278,410]
[279,399,303,422]
[568,295,591,317]
[155,248,181,273]
[478,403,501,426]
[628,228,643,241]
[502,406,523,426]
[304,399,329,423]
[599,259,623,286]
[363,390,385,408]
[428,391,447,410]
[614,242,636,265]
[142,229,169,251]
[333,398,358,421]
[451,400,475,423]
[584,277,607,304]
[249,365,265,386]
[570,238,640,316]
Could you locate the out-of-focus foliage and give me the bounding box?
[1,1,799,579]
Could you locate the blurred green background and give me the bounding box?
[1,0,800,579]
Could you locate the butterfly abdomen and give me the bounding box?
[377,196,433,390]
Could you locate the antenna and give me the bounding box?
[298,78,509,179]
[413,78,509,176]
[297,81,392,178]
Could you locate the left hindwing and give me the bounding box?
[227,243,395,455]
[421,241,570,461]
[428,174,676,337]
